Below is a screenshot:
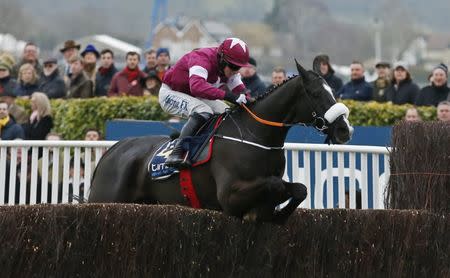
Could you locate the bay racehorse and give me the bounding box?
[88,60,353,223]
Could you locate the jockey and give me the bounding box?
[159,37,253,168]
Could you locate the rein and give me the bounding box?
[240,103,323,130]
[240,104,291,127]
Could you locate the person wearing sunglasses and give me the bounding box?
[159,37,254,168]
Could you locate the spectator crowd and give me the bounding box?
[1,40,450,143]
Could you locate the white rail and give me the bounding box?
[0,141,390,208]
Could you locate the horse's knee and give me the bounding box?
[283,181,307,201]
[293,183,307,201]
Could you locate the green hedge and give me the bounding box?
[341,100,436,126]
[15,97,437,139]
[16,96,170,140]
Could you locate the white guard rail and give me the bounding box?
[0,141,390,208]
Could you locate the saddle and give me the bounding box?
[148,114,223,180]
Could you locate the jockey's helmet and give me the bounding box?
[218,38,251,68]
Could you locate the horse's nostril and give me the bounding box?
[334,127,351,143]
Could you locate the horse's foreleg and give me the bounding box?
[219,176,286,220]
[272,181,307,224]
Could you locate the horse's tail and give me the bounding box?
[72,195,87,203]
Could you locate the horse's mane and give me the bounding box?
[253,74,298,102]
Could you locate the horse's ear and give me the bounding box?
[295,59,309,80]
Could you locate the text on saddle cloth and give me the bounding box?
[148,115,223,180]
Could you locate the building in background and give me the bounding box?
[152,16,232,61]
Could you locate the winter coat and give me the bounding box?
[95,65,118,97]
[385,79,419,105]
[67,72,94,98]
[371,78,391,102]
[23,115,53,140]
[0,76,17,96]
[108,69,147,97]
[242,74,267,97]
[38,69,66,99]
[336,77,373,101]
[13,82,39,97]
[0,118,25,140]
[323,72,343,94]
[416,83,450,107]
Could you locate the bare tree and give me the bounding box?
[375,0,419,61]
[265,0,373,65]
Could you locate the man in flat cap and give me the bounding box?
[38,57,66,99]
[372,62,391,102]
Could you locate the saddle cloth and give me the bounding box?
[148,115,223,180]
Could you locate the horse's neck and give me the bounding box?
[253,80,299,123]
[232,80,299,146]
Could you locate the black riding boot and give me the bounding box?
[165,113,210,168]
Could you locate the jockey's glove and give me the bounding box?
[224,91,247,105]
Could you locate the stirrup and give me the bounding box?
[165,151,191,168]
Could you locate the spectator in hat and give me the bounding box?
[385,62,419,105]
[436,101,450,122]
[59,40,81,85]
[38,57,66,99]
[142,70,161,97]
[13,63,40,98]
[67,56,94,98]
[0,61,17,97]
[240,56,266,97]
[155,47,171,81]
[372,62,391,102]
[143,49,157,74]
[11,42,43,79]
[0,89,28,124]
[81,44,100,84]
[0,52,16,71]
[312,54,343,93]
[267,66,287,91]
[0,100,25,140]
[108,51,146,97]
[416,63,450,107]
[336,61,372,101]
[95,49,118,97]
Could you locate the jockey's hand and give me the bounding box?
[235,94,247,104]
[224,91,247,105]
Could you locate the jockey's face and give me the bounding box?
[224,65,240,78]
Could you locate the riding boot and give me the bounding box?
[165,113,210,168]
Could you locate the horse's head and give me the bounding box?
[295,60,353,144]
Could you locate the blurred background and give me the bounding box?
[1,0,450,84]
